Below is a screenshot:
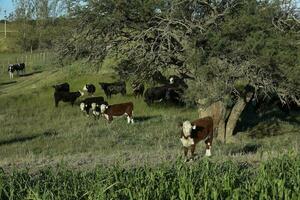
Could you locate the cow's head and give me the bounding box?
[80,102,86,112]
[181,121,196,137]
[83,85,88,91]
[79,90,84,96]
[100,104,108,113]
[169,77,174,84]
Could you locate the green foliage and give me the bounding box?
[0,155,299,199]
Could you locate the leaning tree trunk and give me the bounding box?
[225,97,247,139]
[225,90,254,139]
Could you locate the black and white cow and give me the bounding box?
[79,96,106,116]
[54,90,84,107]
[8,63,25,79]
[99,81,126,98]
[83,84,96,96]
[169,75,188,89]
[52,82,70,92]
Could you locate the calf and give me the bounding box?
[8,63,26,79]
[80,96,106,116]
[179,117,214,160]
[54,91,84,107]
[99,81,126,98]
[98,102,134,124]
[83,84,96,96]
[132,82,145,98]
[52,82,70,92]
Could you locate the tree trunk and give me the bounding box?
[225,97,247,139]
[198,100,227,143]
[225,88,254,139]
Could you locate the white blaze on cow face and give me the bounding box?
[91,103,97,110]
[100,104,108,113]
[180,137,194,147]
[182,121,192,137]
[79,90,84,96]
[80,103,85,111]
[170,77,174,84]
[83,85,88,91]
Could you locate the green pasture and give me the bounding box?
[0,52,299,199]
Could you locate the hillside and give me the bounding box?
[0,58,299,173]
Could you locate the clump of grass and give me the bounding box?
[0,154,299,200]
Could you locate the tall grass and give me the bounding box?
[0,154,299,200]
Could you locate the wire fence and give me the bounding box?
[0,51,56,74]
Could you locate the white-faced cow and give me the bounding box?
[54,90,84,107]
[99,81,126,98]
[79,96,106,116]
[179,117,214,161]
[83,84,96,96]
[98,102,134,124]
[8,63,25,79]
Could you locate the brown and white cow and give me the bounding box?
[99,102,134,124]
[179,116,213,160]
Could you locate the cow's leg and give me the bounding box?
[55,100,59,107]
[205,137,213,157]
[190,145,196,158]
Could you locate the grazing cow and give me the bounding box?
[179,117,214,160]
[54,91,84,107]
[98,102,134,124]
[132,82,145,98]
[8,63,26,79]
[83,84,96,96]
[52,82,70,92]
[99,81,126,98]
[144,85,170,105]
[80,96,106,116]
[144,85,183,105]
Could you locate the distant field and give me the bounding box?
[0,54,299,199]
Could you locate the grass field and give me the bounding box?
[0,53,299,199]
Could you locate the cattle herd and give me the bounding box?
[50,72,210,160]
[6,63,220,160]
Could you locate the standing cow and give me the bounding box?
[83,84,96,96]
[179,117,214,161]
[97,102,134,124]
[8,63,26,79]
[99,81,126,98]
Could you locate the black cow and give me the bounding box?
[52,82,70,92]
[132,82,145,98]
[99,81,126,98]
[54,91,84,107]
[169,75,188,89]
[144,85,184,105]
[83,84,96,96]
[80,96,107,116]
[8,63,25,79]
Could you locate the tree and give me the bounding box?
[60,0,300,142]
